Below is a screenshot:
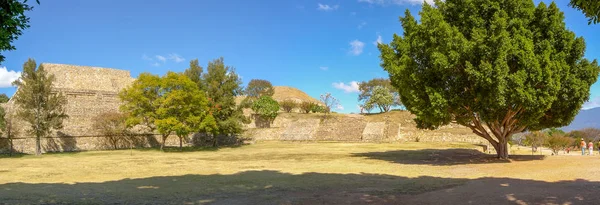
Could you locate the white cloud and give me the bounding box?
[373,35,383,46]
[358,0,436,6]
[332,81,360,93]
[155,55,167,63]
[0,67,21,88]
[317,3,339,11]
[357,21,367,29]
[320,66,329,71]
[168,53,185,63]
[583,97,600,110]
[151,62,161,67]
[336,104,344,110]
[142,54,153,61]
[349,40,365,56]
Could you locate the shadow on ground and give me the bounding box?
[352,148,546,166]
[0,170,598,205]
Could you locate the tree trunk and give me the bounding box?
[35,134,41,156]
[179,136,183,151]
[496,142,509,159]
[160,135,168,151]
[9,138,13,157]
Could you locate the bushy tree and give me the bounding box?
[119,73,162,133]
[570,0,600,24]
[280,100,298,113]
[0,0,38,63]
[155,72,216,150]
[12,59,68,156]
[379,0,600,159]
[183,59,203,89]
[310,103,326,113]
[198,58,244,147]
[545,132,574,155]
[251,96,280,126]
[366,86,395,113]
[0,94,9,103]
[93,112,129,150]
[299,101,313,114]
[121,72,216,151]
[358,78,401,113]
[246,79,274,98]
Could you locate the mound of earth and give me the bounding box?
[236,86,321,105]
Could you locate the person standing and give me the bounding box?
[588,141,594,155]
[580,139,586,155]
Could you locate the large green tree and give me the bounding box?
[184,58,244,147]
[12,59,68,155]
[569,0,600,24]
[0,0,38,63]
[155,72,216,151]
[119,73,162,134]
[365,86,395,113]
[246,79,274,98]
[379,0,600,159]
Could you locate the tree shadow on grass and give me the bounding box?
[352,148,545,166]
[0,170,598,205]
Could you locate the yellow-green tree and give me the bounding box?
[12,59,68,156]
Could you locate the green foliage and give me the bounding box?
[358,78,401,113]
[310,103,326,113]
[200,58,245,146]
[183,59,203,89]
[545,132,574,155]
[280,100,298,113]
[93,112,129,150]
[523,131,547,153]
[251,96,280,124]
[567,128,600,143]
[0,106,18,156]
[0,0,38,63]
[11,59,68,155]
[379,0,600,159]
[569,0,600,24]
[246,79,274,98]
[0,94,9,103]
[299,101,313,114]
[120,72,216,150]
[366,86,395,113]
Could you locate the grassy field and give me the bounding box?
[1,142,599,204]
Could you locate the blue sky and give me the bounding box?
[0,0,598,113]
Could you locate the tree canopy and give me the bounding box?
[11,59,68,155]
[358,78,401,113]
[378,0,600,159]
[569,0,600,24]
[0,0,38,63]
[246,79,274,98]
[251,96,280,127]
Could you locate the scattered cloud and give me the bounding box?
[373,35,383,46]
[168,53,185,63]
[0,67,21,88]
[142,54,153,61]
[358,0,435,6]
[332,81,360,93]
[349,40,365,56]
[357,21,367,29]
[320,66,329,71]
[151,62,161,67]
[583,97,600,110]
[155,55,167,63]
[336,104,344,110]
[317,3,339,11]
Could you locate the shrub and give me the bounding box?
[251,96,280,126]
[310,103,326,113]
[93,112,129,150]
[299,101,313,113]
[280,100,298,113]
[545,133,574,155]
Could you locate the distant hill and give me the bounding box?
[561,107,600,132]
[236,86,321,105]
